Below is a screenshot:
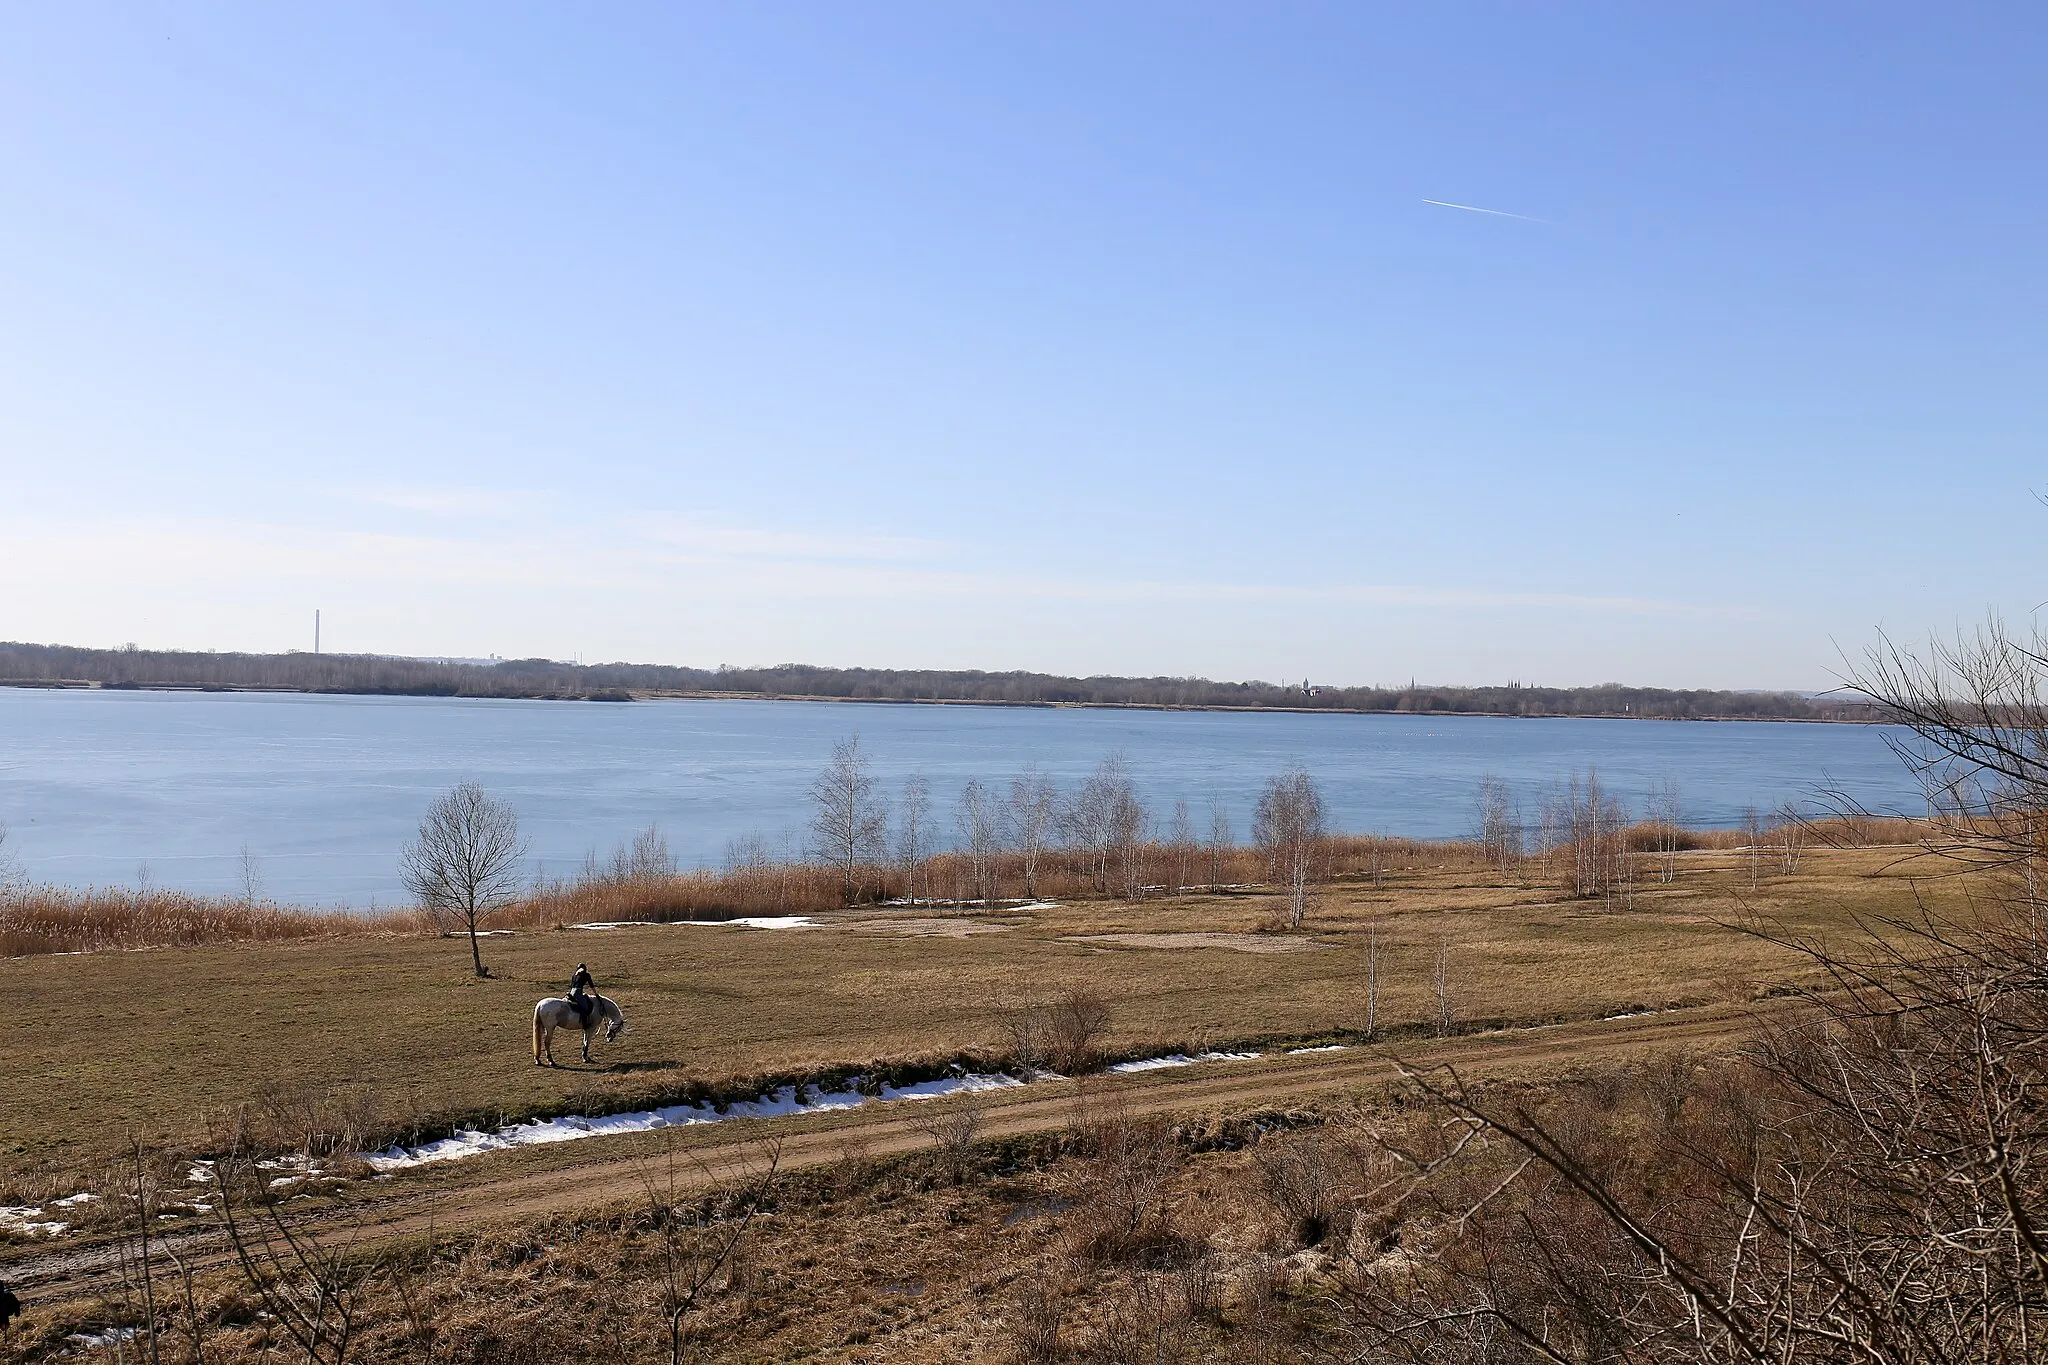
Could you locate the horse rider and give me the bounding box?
[566,962,597,1022]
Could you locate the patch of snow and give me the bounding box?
[1106,1055,1196,1074]
[1604,1010,1655,1021]
[0,1203,67,1236]
[0,1206,68,1236]
[1106,1050,1262,1075]
[51,1192,99,1207]
[187,1161,216,1184]
[1286,1044,1348,1054]
[572,915,819,930]
[257,1155,317,1173]
[880,1073,1026,1101]
[361,1071,1028,1173]
[66,1327,138,1350]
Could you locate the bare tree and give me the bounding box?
[897,774,933,906]
[808,734,888,906]
[235,843,265,902]
[956,777,1004,907]
[216,1142,362,1365]
[1646,774,1683,883]
[111,1138,166,1365]
[639,1140,779,1365]
[1205,797,1234,892]
[1064,754,1142,895]
[400,781,527,977]
[588,824,677,883]
[1007,766,1058,899]
[1254,764,1327,929]
[912,1097,986,1185]
[1545,768,1628,903]
[1166,798,1197,893]
[0,821,23,889]
[1851,616,2048,872]
[1473,774,1522,874]
[1775,800,1807,873]
[1112,783,1149,899]
[622,825,677,880]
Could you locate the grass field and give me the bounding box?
[0,843,1955,1182]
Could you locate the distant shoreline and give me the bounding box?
[0,641,1876,723]
[0,676,1877,724]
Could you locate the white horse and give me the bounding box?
[532,994,627,1067]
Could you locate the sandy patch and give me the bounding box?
[1060,932,1321,955]
[839,916,1013,939]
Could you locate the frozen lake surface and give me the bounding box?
[0,688,1922,905]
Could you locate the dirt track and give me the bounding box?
[3,998,1800,1302]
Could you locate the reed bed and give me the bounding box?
[0,887,418,958]
[2,818,1929,958]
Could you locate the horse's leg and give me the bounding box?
[581,1026,593,1064]
[541,1021,556,1068]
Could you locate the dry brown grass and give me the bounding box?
[0,841,1971,1188]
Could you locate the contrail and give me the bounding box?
[1422,198,1546,223]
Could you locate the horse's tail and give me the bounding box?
[531,1003,545,1062]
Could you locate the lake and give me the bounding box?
[0,688,1924,906]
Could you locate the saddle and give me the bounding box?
[566,992,596,1023]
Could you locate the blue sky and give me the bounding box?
[2,4,2043,689]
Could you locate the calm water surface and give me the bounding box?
[0,689,1924,906]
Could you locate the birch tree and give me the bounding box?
[1007,766,1057,899]
[896,775,933,906]
[1167,798,1197,893]
[1473,774,1522,873]
[1646,774,1683,883]
[1065,754,1142,895]
[1549,769,1628,902]
[1205,797,1234,892]
[808,735,888,906]
[1254,764,1327,929]
[956,777,1005,907]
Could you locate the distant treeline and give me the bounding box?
[0,641,1876,720]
